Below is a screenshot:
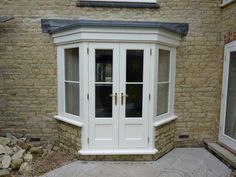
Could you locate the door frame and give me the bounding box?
[119,43,151,149]
[219,40,236,151]
[88,42,153,150]
[88,43,120,149]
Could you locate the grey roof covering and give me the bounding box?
[41,19,189,37]
[0,16,14,23]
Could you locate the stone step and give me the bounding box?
[205,142,236,169]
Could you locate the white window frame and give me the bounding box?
[152,45,177,127]
[84,0,156,3]
[219,40,236,151]
[55,43,83,127]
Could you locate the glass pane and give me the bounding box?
[126,84,143,117]
[96,50,113,82]
[158,49,170,82]
[95,84,112,118]
[157,83,169,116]
[126,50,143,82]
[65,82,79,116]
[65,48,79,81]
[225,51,236,140]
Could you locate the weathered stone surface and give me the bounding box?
[0,169,10,177]
[23,153,33,162]
[52,146,60,151]
[11,158,23,170]
[30,146,43,154]
[0,0,235,160]
[19,162,32,175]
[2,155,11,169]
[11,149,25,161]
[0,145,6,154]
[0,138,10,146]
[4,146,13,155]
[18,142,31,151]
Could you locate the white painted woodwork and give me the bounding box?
[53,25,181,154]
[219,41,236,151]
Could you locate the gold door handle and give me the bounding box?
[110,93,118,105]
[121,93,124,105]
[114,93,117,105]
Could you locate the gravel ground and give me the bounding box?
[5,150,77,177]
[29,150,78,177]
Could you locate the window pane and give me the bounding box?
[65,82,80,116]
[126,50,143,82]
[157,83,169,116]
[96,50,113,82]
[225,51,236,139]
[65,48,79,81]
[158,49,170,82]
[126,84,143,117]
[95,84,112,118]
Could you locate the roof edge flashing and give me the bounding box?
[41,19,189,38]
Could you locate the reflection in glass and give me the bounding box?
[225,52,236,140]
[95,84,112,117]
[96,50,113,82]
[65,48,79,81]
[65,82,80,116]
[126,50,143,82]
[158,49,170,82]
[126,84,143,117]
[157,83,169,116]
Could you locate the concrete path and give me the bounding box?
[40,148,232,177]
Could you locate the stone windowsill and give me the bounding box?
[76,1,160,8]
[153,115,178,127]
[54,115,83,127]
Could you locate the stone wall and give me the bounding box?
[154,120,175,159]
[0,0,224,147]
[57,121,81,154]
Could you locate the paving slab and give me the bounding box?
[40,148,232,177]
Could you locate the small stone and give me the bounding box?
[0,169,10,177]
[0,137,10,146]
[2,155,11,169]
[4,146,13,155]
[23,153,33,162]
[11,158,23,170]
[19,162,31,175]
[52,146,60,151]
[13,146,19,152]
[18,138,26,144]
[18,142,31,151]
[12,149,25,160]
[30,146,43,154]
[0,145,6,154]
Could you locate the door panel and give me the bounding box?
[88,44,119,149]
[220,46,236,151]
[119,44,150,148]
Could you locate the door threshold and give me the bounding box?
[79,149,158,155]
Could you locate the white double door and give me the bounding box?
[88,43,150,149]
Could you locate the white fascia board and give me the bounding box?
[52,27,181,47]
